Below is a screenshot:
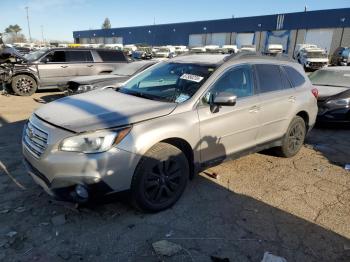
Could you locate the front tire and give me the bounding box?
[275,116,306,158]
[11,75,37,96]
[130,142,189,212]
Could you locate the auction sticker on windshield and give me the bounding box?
[180,73,204,83]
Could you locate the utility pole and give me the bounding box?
[41,25,45,45]
[25,6,32,43]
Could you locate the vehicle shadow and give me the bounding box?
[306,124,350,166]
[32,92,65,104]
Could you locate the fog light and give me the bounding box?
[75,184,89,199]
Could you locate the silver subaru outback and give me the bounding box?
[22,53,318,211]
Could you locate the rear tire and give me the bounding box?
[130,142,189,212]
[12,75,37,96]
[275,116,306,158]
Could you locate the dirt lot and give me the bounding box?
[0,92,349,262]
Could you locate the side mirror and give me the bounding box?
[209,92,237,113]
[213,92,237,106]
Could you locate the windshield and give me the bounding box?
[309,69,350,88]
[158,48,170,52]
[305,51,327,58]
[111,62,147,76]
[119,62,216,103]
[24,50,47,61]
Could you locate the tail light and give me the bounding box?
[311,88,319,99]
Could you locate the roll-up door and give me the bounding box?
[210,33,228,46]
[305,29,333,53]
[266,30,290,52]
[236,33,255,48]
[189,34,205,47]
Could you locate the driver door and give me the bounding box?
[197,65,260,164]
[38,50,74,87]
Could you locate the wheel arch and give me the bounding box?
[296,111,309,129]
[12,72,39,86]
[161,137,196,179]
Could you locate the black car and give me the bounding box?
[62,59,158,95]
[309,67,350,123]
[330,47,350,66]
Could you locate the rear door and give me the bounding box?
[254,64,296,144]
[65,50,95,76]
[37,50,73,87]
[94,50,128,74]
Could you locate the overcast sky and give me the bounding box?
[1,0,349,42]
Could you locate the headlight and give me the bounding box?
[77,85,96,93]
[326,98,350,107]
[59,127,131,153]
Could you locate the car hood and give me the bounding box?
[68,75,124,85]
[35,89,177,132]
[0,46,27,63]
[314,85,350,98]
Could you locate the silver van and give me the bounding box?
[22,53,318,211]
[10,48,128,96]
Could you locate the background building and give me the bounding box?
[73,8,350,56]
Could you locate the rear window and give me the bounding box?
[255,64,284,93]
[97,50,127,62]
[66,51,93,62]
[283,66,306,87]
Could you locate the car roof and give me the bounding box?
[170,54,229,65]
[50,48,123,52]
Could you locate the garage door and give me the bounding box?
[305,29,334,53]
[189,34,205,47]
[209,33,228,46]
[266,30,290,52]
[80,38,89,44]
[236,33,255,48]
[105,37,123,44]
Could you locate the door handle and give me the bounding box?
[288,96,296,102]
[60,65,68,68]
[249,105,260,113]
[87,65,94,67]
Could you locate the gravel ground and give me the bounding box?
[0,92,349,262]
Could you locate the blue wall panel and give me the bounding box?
[73,8,350,45]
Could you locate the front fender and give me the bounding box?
[13,64,40,85]
[117,111,201,164]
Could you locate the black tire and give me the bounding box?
[130,142,189,212]
[11,75,37,96]
[275,116,306,158]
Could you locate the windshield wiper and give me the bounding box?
[119,89,160,101]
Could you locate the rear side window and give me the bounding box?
[283,66,306,87]
[255,64,284,93]
[97,50,127,62]
[66,51,93,62]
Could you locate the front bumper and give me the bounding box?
[22,116,141,201]
[316,107,350,123]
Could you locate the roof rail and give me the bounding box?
[223,51,295,63]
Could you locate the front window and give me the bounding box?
[119,62,216,103]
[309,69,350,88]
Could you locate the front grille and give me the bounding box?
[309,62,327,67]
[23,121,48,158]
